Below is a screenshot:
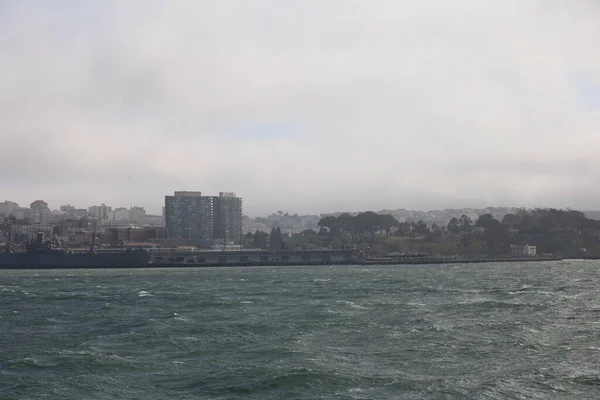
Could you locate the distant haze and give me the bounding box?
[1,1,599,215]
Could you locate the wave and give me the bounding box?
[336,300,369,310]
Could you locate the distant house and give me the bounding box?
[510,244,537,257]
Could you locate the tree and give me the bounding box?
[458,215,473,234]
[502,213,522,227]
[447,217,460,234]
[427,224,443,242]
[414,220,430,236]
[379,214,399,236]
[396,222,412,237]
[337,213,355,236]
[253,230,268,249]
[476,214,506,256]
[353,212,382,242]
[476,214,500,229]
[270,227,283,250]
[517,215,534,233]
[318,216,339,235]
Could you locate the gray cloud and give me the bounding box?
[1,1,600,215]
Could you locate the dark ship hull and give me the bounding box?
[0,231,150,269]
[0,251,151,269]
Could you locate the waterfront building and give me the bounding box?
[509,244,537,257]
[146,248,356,266]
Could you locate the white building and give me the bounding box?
[110,207,130,222]
[89,204,112,220]
[129,206,146,224]
[64,209,89,219]
[0,201,19,216]
[510,244,537,257]
[145,215,164,227]
[12,207,31,220]
[30,200,51,226]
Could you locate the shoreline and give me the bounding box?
[360,256,563,265]
[0,256,566,269]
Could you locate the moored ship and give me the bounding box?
[0,232,150,269]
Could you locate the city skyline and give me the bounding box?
[1,1,600,215]
[4,196,600,222]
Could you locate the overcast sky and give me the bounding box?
[1,1,600,216]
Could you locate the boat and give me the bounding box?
[0,231,150,269]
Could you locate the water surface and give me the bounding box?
[2,261,600,399]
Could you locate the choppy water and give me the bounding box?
[2,261,600,399]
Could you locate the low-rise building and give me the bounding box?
[509,244,537,257]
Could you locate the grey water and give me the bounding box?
[2,261,600,399]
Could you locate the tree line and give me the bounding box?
[315,209,600,257]
[243,208,600,257]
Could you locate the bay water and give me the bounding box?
[2,261,600,399]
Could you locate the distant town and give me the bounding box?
[1,193,600,258]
